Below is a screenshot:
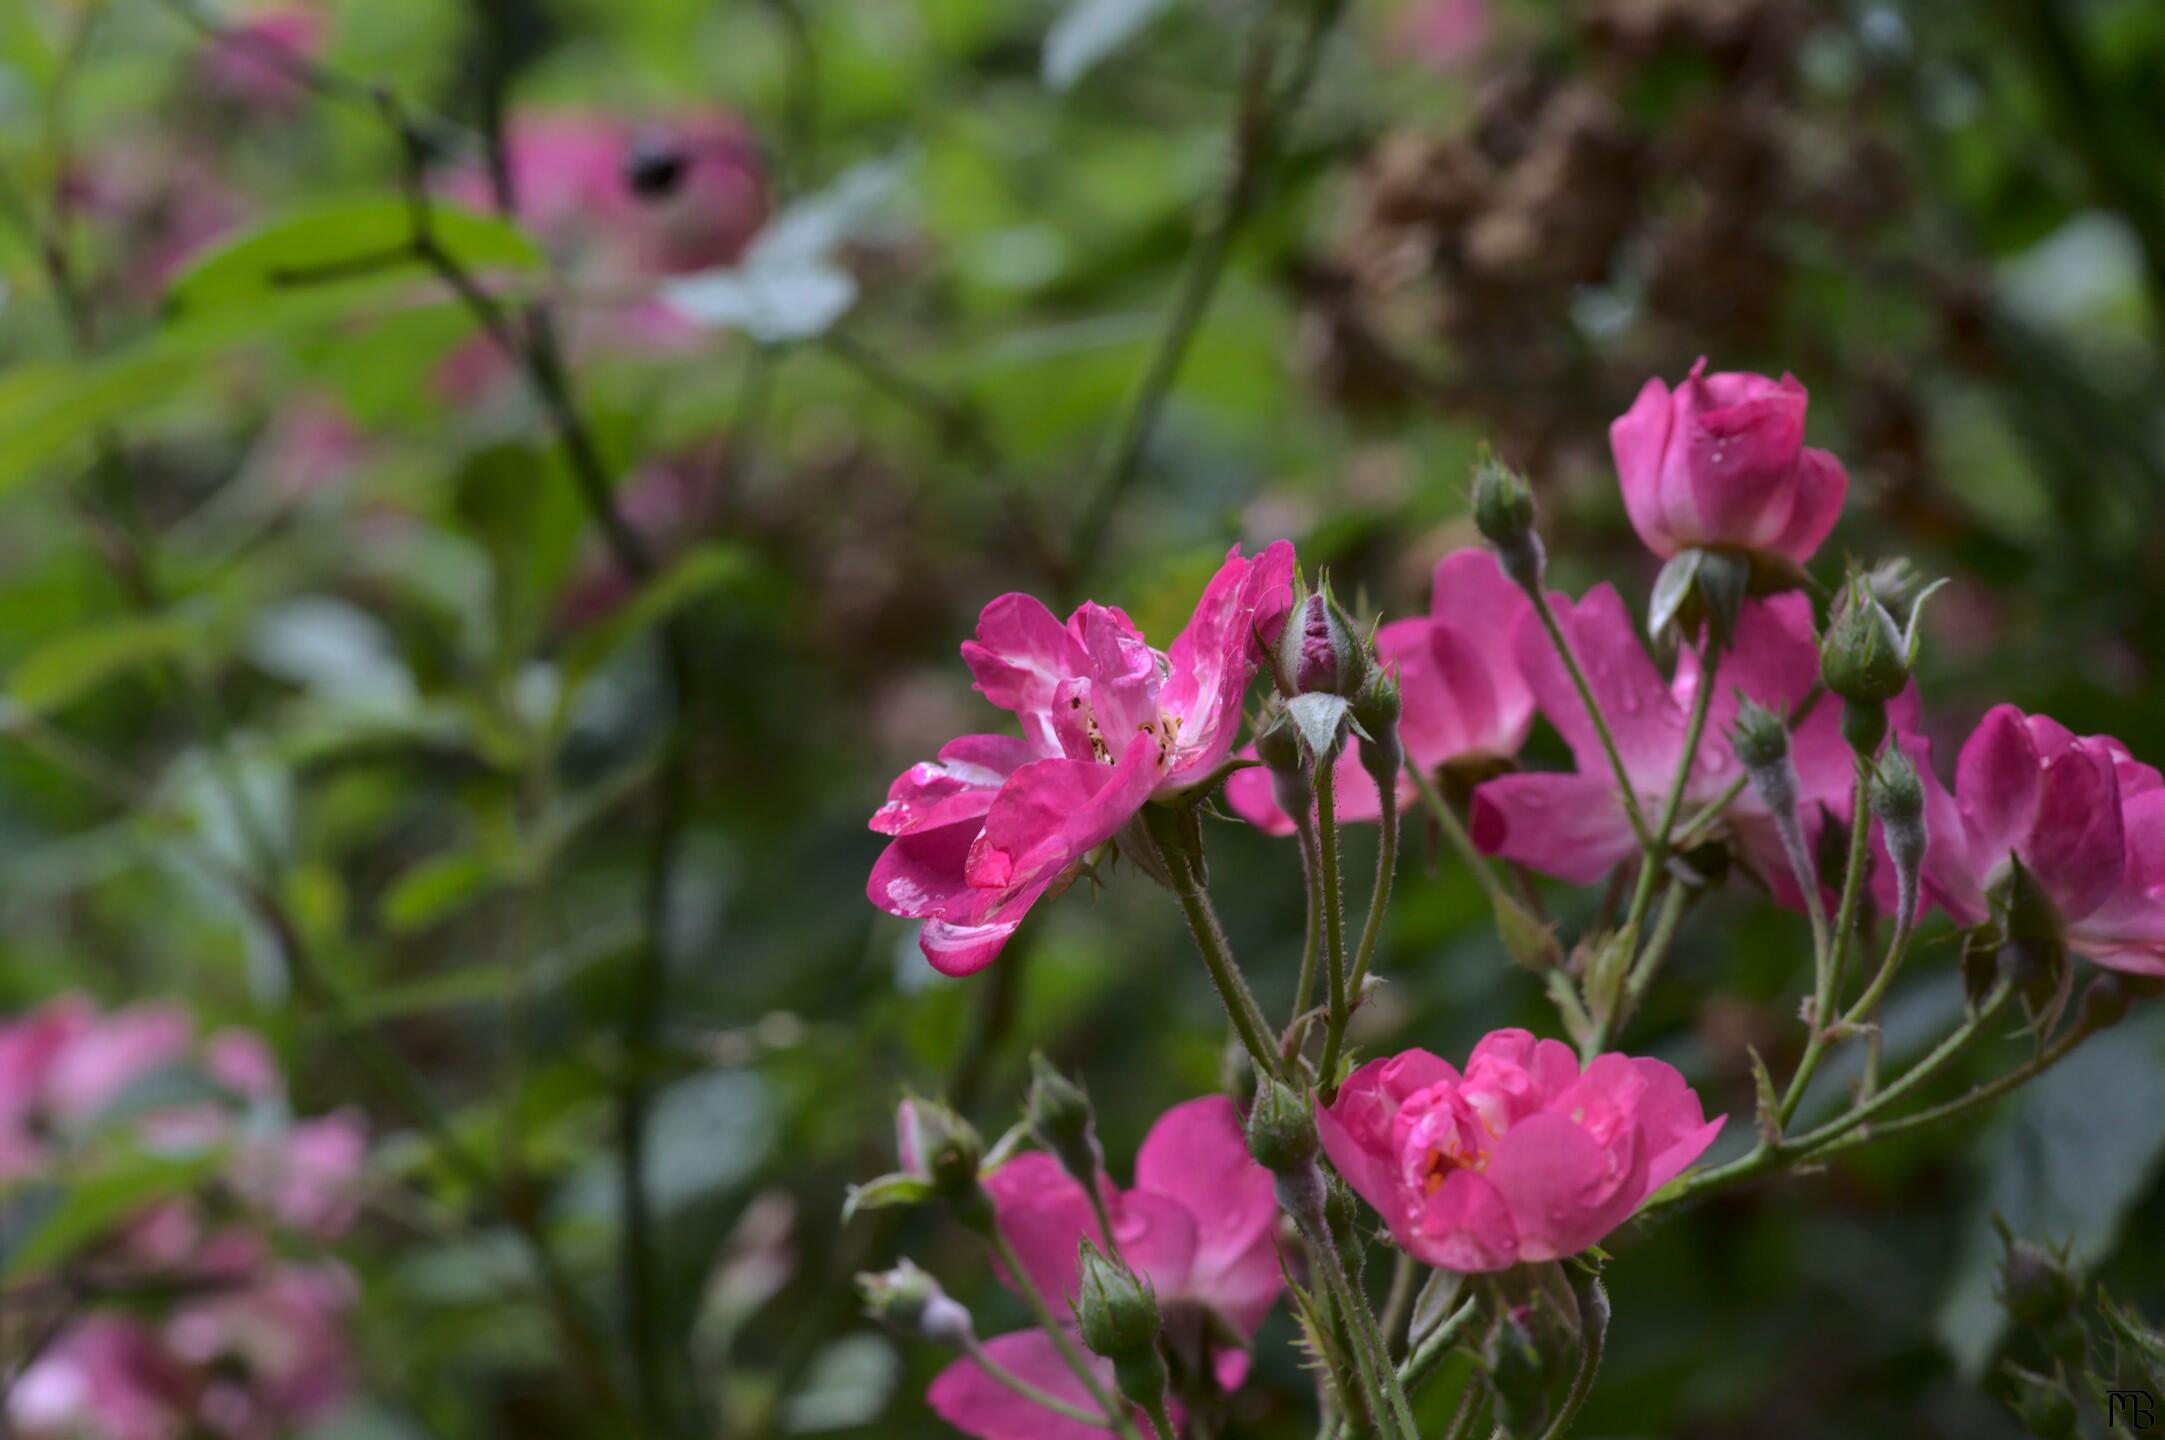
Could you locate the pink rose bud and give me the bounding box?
[1317,1031,1724,1272]
[1609,358,1848,566]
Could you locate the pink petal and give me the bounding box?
[867,820,978,921]
[1615,1058,1726,1192]
[1133,1097,1279,1325]
[1511,585,1679,784]
[1404,1167,1521,1272]
[921,917,1025,977]
[870,737,1022,838]
[1464,1029,1580,1107]
[1763,447,1848,564]
[963,594,1092,755]
[929,1332,1164,1440]
[1955,705,2042,872]
[1674,369,1809,551]
[1159,542,1298,785]
[1611,373,1683,559]
[2080,789,2165,951]
[967,744,1158,895]
[1415,549,1534,761]
[1467,772,1641,885]
[1482,1110,1646,1262]
[2021,742,2126,922]
[47,1004,193,1123]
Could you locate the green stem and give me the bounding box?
[1777,758,1871,1127]
[1348,781,1399,996]
[1585,639,1720,1057]
[1316,755,1352,1097]
[1377,1251,1417,1355]
[987,1231,1144,1440]
[1532,1275,1610,1440]
[1526,588,1653,850]
[1654,981,2016,1209]
[1146,813,1280,1080]
[1406,762,1508,906]
[1293,819,1324,1029]
[960,1334,1116,1427]
[1840,911,1916,1030]
[1397,1298,1481,1397]
[1297,1210,1415,1440]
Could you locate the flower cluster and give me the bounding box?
[0,995,368,1440]
[857,357,2163,1440]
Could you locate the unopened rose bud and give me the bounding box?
[1995,1221,2081,1331]
[1869,748,1928,923]
[858,1259,974,1347]
[1822,579,1913,707]
[1992,859,2068,1010]
[1472,455,1544,591]
[2077,972,2137,1034]
[899,1098,984,1205]
[1244,1077,1320,1174]
[1278,583,1366,699]
[1026,1052,1104,1192]
[1731,697,1791,778]
[1076,1241,1160,1359]
[1352,668,1403,795]
[1483,1299,1574,1439]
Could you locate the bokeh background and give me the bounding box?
[3,0,2165,1435]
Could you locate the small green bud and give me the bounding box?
[1025,1053,1104,1191]
[2003,1364,2078,1440]
[1352,668,1404,795]
[858,1259,974,1347]
[1075,1241,1160,1359]
[1821,579,1912,707]
[1995,1221,2081,1331]
[1992,859,2068,1011]
[1472,455,1544,591]
[1730,696,1791,775]
[898,1098,985,1207]
[1245,1077,1320,1174]
[1869,747,1928,920]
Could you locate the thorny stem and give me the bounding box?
[1287,1181,1416,1440]
[1526,588,1652,851]
[1292,818,1325,1031]
[959,1334,1116,1427]
[1655,980,2017,1209]
[1146,813,1281,1081]
[986,1231,1145,1440]
[1348,781,1400,996]
[1777,758,1872,1127]
[1316,753,1353,1098]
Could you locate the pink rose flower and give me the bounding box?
[1470,587,1886,887]
[200,6,327,113]
[928,1097,1282,1439]
[1922,705,2165,974]
[867,543,1296,975]
[1318,1031,1724,1272]
[1610,358,1848,565]
[10,1316,190,1440]
[1228,548,1533,833]
[1393,0,1491,70]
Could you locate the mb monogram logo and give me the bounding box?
[2109,1389,2159,1430]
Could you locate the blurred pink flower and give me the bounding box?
[1393,0,1491,70]
[434,111,768,403]
[868,543,1296,975]
[928,1097,1280,1439]
[1228,548,1533,833]
[1319,1030,1723,1272]
[1923,705,2165,975]
[1469,588,1877,886]
[200,6,326,113]
[11,1316,190,1440]
[233,1111,370,1239]
[63,145,246,300]
[167,1260,357,1438]
[1610,359,1848,565]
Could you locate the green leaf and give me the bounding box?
[1044,0,1176,90]
[9,613,200,714]
[1935,1006,2165,1377]
[165,198,544,314]
[382,848,501,935]
[3,1152,223,1282]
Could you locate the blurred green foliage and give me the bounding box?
[2,0,2165,1436]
